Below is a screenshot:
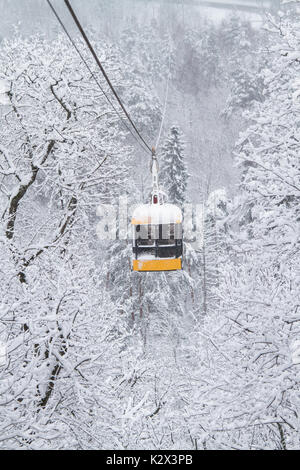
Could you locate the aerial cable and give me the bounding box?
[46,0,148,154]
[63,0,153,155]
[151,36,172,206]
[155,39,172,153]
[46,0,150,155]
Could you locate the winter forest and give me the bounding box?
[0,0,299,451]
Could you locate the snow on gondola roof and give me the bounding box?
[132,204,182,225]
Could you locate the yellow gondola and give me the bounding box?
[131,148,183,272]
[131,203,183,272]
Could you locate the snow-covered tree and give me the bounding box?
[192,12,300,449]
[201,189,229,316]
[0,30,154,449]
[159,126,189,206]
[2,2,299,450]
[220,15,265,117]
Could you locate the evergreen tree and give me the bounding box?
[219,15,265,117]
[159,126,189,206]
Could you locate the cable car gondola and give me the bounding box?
[132,203,183,272]
[131,149,183,272]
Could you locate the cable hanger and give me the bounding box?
[155,37,172,153]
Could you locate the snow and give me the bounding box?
[0,2,300,452]
[132,203,182,224]
[0,94,9,105]
[138,243,156,247]
[0,341,7,367]
[0,79,10,94]
[206,188,228,217]
[290,339,300,364]
[137,254,155,261]
[0,79,10,105]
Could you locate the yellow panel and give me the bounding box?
[132,258,182,272]
[131,218,150,225]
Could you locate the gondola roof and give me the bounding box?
[132,204,182,225]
